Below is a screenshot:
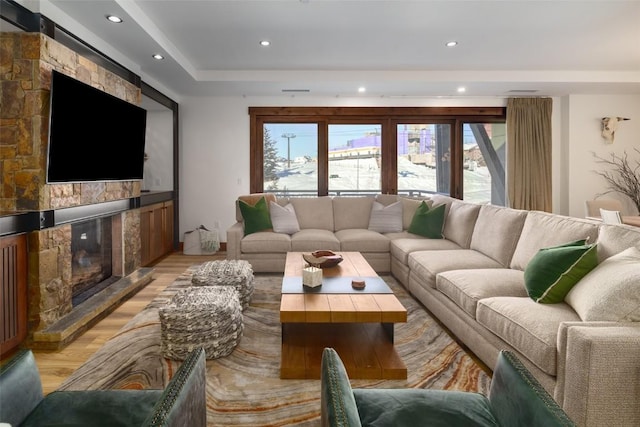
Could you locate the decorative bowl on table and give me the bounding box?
[303,250,343,268]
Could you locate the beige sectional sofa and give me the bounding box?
[227,193,640,427]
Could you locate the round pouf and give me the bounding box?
[191,260,254,310]
[159,286,243,360]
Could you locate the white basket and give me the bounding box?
[183,226,219,255]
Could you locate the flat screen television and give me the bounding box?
[46,70,147,183]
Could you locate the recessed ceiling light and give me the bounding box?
[259,40,271,47]
[106,15,123,23]
[457,86,466,93]
[358,87,366,93]
[152,54,164,60]
[446,41,458,47]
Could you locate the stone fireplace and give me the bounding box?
[1,32,153,349]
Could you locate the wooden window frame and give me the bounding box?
[249,106,506,198]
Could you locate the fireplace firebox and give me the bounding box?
[70,217,120,306]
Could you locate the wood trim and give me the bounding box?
[249,106,505,117]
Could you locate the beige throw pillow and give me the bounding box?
[269,201,300,234]
[565,246,640,321]
[368,201,403,233]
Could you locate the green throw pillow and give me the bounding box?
[238,196,273,235]
[407,201,445,239]
[524,239,598,304]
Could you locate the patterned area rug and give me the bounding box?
[60,267,491,426]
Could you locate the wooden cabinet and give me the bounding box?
[140,201,174,266]
[1,233,28,356]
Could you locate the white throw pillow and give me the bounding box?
[269,202,300,234]
[368,201,403,233]
[565,246,640,322]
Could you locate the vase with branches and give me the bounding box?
[592,148,640,213]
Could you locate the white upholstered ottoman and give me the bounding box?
[159,286,243,360]
[191,260,254,310]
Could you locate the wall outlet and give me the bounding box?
[213,220,220,229]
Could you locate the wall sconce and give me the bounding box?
[601,116,630,144]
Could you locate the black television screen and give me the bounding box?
[46,70,147,183]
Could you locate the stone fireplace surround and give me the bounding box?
[27,199,153,350]
[0,31,154,349]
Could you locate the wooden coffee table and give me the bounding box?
[279,252,407,379]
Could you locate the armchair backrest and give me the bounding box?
[488,351,575,427]
[320,348,362,427]
[0,349,44,426]
[142,347,207,427]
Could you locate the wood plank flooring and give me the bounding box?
[33,252,225,395]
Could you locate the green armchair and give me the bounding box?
[321,348,575,427]
[0,347,206,427]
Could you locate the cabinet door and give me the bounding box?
[150,206,164,261]
[140,206,152,266]
[1,234,28,356]
[162,201,174,254]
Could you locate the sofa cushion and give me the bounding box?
[290,197,334,230]
[353,389,498,427]
[470,205,527,267]
[524,240,598,304]
[269,202,300,234]
[510,211,599,270]
[238,196,273,235]
[595,223,640,262]
[408,249,503,289]
[476,297,580,375]
[400,197,432,230]
[565,246,640,321]
[408,202,446,238]
[333,197,374,231]
[390,238,461,264]
[240,231,291,253]
[291,229,340,252]
[335,229,390,252]
[443,200,481,248]
[368,201,403,233]
[21,390,164,427]
[375,194,400,206]
[436,269,527,318]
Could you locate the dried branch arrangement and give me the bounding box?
[592,148,640,212]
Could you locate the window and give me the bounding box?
[250,107,506,203]
[396,123,451,197]
[328,124,382,195]
[462,123,506,205]
[263,123,318,196]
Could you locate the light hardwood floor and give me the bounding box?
[33,252,225,395]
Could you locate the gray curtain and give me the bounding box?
[506,98,552,212]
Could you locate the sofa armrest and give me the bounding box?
[489,350,575,427]
[555,321,619,404]
[226,222,244,260]
[0,349,44,426]
[557,323,640,427]
[143,347,207,427]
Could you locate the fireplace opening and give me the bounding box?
[70,217,121,306]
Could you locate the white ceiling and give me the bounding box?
[38,0,640,98]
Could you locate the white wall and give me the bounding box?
[143,110,174,191]
[179,96,516,238]
[563,94,640,217]
[179,94,640,241]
